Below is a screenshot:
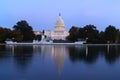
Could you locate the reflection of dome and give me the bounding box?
[52,46,67,75]
[55,13,65,30]
[54,52,65,75]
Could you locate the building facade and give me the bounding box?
[34,14,69,40]
[45,14,69,40]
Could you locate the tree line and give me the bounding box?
[0,20,120,44]
[67,24,120,44]
[0,20,35,43]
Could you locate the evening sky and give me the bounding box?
[0,0,120,31]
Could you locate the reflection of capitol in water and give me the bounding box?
[33,45,68,74]
[52,45,68,74]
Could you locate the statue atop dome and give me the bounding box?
[59,13,61,16]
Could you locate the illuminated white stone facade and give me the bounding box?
[45,14,69,40]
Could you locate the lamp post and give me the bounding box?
[107,41,110,44]
[12,37,14,41]
[86,37,88,43]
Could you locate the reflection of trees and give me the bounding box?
[68,46,99,64]
[68,45,120,64]
[13,46,33,70]
[104,45,120,64]
[0,45,11,59]
[1,44,120,67]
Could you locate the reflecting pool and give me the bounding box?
[0,45,120,80]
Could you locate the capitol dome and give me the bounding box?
[55,13,65,30]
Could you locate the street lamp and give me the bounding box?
[86,37,88,43]
[107,41,110,44]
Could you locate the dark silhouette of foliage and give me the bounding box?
[10,30,23,42]
[83,24,99,43]
[67,24,99,43]
[13,20,35,42]
[98,31,106,43]
[0,27,11,43]
[104,25,118,43]
[35,35,42,41]
[67,26,79,42]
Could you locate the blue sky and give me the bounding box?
[0,0,120,31]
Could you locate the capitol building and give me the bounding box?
[34,14,69,40]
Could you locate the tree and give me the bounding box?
[116,31,120,43]
[67,26,79,42]
[104,25,118,43]
[35,35,42,41]
[0,27,11,43]
[83,24,99,43]
[98,31,106,43]
[13,20,35,42]
[67,25,99,43]
[78,27,86,39]
[10,30,23,42]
